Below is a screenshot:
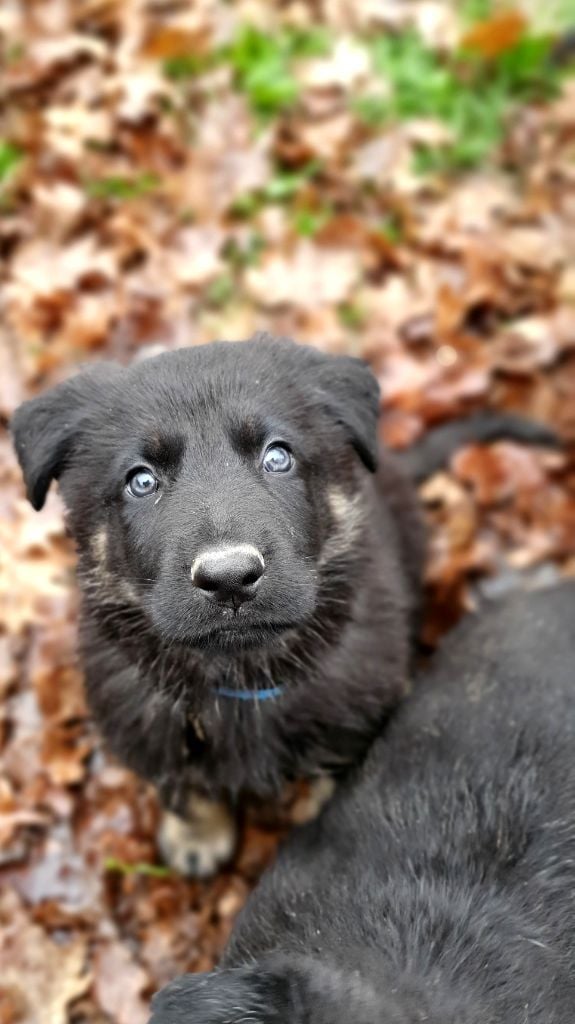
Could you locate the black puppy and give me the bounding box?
[151,581,575,1023]
[11,334,556,876]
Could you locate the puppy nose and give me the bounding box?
[191,546,264,604]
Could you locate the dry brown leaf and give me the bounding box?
[140,26,210,61]
[43,105,112,159]
[6,238,117,304]
[32,183,87,234]
[297,37,370,91]
[452,443,548,506]
[0,483,71,637]
[0,889,90,1024]
[461,10,526,58]
[0,334,26,420]
[30,34,109,66]
[415,175,519,241]
[93,942,150,1024]
[499,226,571,272]
[493,317,563,374]
[160,228,225,289]
[42,726,93,786]
[412,1,460,48]
[245,242,360,308]
[296,112,355,161]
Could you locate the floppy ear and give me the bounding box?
[314,355,381,472]
[10,363,121,510]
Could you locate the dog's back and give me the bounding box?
[153,583,575,1023]
[373,578,575,794]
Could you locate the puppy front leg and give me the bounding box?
[158,793,237,879]
[149,953,383,1024]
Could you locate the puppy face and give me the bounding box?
[11,336,380,653]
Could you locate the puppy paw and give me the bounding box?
[149,956,367,1024]
[149,966,286,1024]
[158,798,237,879]
[290,775,336,825]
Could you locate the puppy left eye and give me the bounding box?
[262,444,293,474]
[126,467,159,497]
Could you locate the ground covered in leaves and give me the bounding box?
[2,1,575,1021]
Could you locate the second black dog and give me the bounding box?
[151,581,575,1023]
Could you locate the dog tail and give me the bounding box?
[395,411,560,484]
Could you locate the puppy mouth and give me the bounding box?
[192,620,299,651]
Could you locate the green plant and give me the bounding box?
[104,857,172,878]
[376,214,403,244]
[365,28,563,173]
[291,206,332,237]
[352,94,390,126]
[205,273,235,308]
[338,301,367,330]
[3,42,26,63]
[262,161,320,202]
[223,24,329,117]
[86,172,159,200]
[163,52,213,80]
[461,0,494,23]
[0,141,23,184]
[487,33,557,95]
[222,233,266,268]
[229,191,262,218]
[230,161,320,216]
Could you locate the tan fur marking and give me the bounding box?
[319,487,366,566]
[117,579,139,603]
[188,712,206,741]
[87,526,139,605]
[91,527,108,563]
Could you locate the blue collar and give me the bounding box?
[214,685,284,701]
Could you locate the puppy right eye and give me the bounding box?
[126,468,158,498]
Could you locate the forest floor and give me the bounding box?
[2,2,575,1022]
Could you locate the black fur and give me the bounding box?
[395,409,559,484]
[10,335,557,820]
[151,582,575,1023]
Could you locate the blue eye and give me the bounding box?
[126,468,158,497]
[262,444,293,474]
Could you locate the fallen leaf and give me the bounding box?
[245,242,360,308]
[0,889,90,1024]
[297,36,370,91]
[93,942,150,1024]
[461,11,526,58]
[452,443,548,506]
